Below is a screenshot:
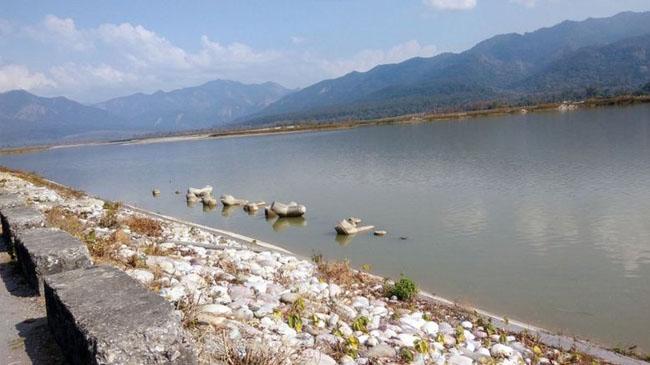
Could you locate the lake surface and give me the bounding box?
[2,105,650,351]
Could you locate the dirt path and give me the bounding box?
[0,235,65,365]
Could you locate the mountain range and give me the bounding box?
[0,80,291,147]
[2,11,650,147]
[246,11,650,124]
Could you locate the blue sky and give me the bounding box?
[1,0,650,102]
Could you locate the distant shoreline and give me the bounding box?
[2,94,650,156]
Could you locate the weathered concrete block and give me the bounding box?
[0,205,45,247]
[14,228,92,294]
[44,265,197,365]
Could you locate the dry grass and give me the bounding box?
[148,266,164,292]
[45,206,85,237]
[314,257,370,286]
[84,230,121,263]
[206,332,291,365]
[177,298,201,329]
[143,243,168,256]
[0,166,85,198]
[124,216,162,237]
[99,201,121,228]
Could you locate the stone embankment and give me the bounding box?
[0,169,648,365]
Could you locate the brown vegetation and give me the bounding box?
[206,331,291,365]
[0,166,85,198]
[124,216,163,237]
[98,201,121,228]
[45,206,85,237]
[312,254,374,286]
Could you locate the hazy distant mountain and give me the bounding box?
[247,11,650,124]
[96,80,292,131]
[0,90,131,147]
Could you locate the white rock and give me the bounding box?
[491,344,515,358]
[370,306,388,317]
[461,320,473,329]
[463,330,475,341]
[365,344,396,358]
[352,296,370,308]
[423,321,439,335]
[126,269,154,285]
[397,333,418,347]
[477,347,491,357]
[366,336,379,347]
[335,303,357,320]
[439,322,454,334]
[400,316,425,333]
[200,304,232,315]
[447,355,473,365]
[301,349,336,365]
[339,323,353,337]
[329,283,342,298]
[159,285,185,302]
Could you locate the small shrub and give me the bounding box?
[126,254,146,269]
[414,339,429,354]
[84,229,119,260]
[46,206,84,237]
[125,216,162,237]
[351,316,369,333]
[211,331,291,365]
[99,201,121,228]
[311,252,323,264]
[345,336,360,358]
[399,347,414,362]
[143,243,167,256]
[387,275,418,301]
[287,313,303,332]
[316,258,364,286]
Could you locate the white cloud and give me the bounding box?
[8,15,438,101]
[318,40,437,77]
[25,15,92,50]
[424,0,477,10]
[0,64,56,92]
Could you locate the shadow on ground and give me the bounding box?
[15,318,66,365]
[0,237,37,297]
[1,233,66,364]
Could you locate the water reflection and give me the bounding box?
[221,205,237,217]
[335,234,355,246]
[591,211,650,277]
[271,217,307,232]
[202,204,216,212]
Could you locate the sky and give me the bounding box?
[1,0,650,103]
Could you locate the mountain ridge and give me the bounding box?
[244,11,650,125]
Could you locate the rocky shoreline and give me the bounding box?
[0,168,646,365]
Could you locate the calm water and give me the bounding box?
[2,105,650,350]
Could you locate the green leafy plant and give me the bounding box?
[399,347,415,362]
[456,325,466,343]
[291,297,305,313]
[414,339,429,354]
[287,313,303,332]
[345,336,360,358]
[351,316,369,333]
[387,275,418,301]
